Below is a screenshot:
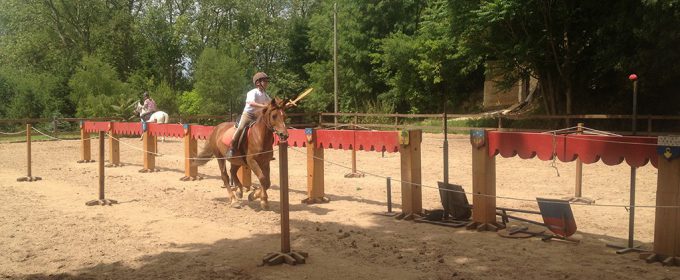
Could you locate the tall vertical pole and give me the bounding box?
[262,141,308,265]
[279,141,290,253]
[99,131,105,200]
[26,123,32,178]
[333,2,338,127]
[574,123,583,197]
[17,123,41,182]
[627,75,639,249]
[607,73,643,254]
[443,94,449,185]
[86,131,117,206]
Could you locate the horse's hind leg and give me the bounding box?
[229,164,243,199]
[218,159,239,208]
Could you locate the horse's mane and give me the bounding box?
[254,98,285,126]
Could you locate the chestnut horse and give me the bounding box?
[191,98,289,209]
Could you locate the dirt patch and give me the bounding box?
[0,134,678,279]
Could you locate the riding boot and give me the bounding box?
[228,128,243,158]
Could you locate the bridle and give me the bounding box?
[262,106,288,141]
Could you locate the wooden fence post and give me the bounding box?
[302,128,329,204]
[17,123,41,182]
[107,122,121,167]
[262,141,308,265]
[86,131,117,206]
[139,122,158,172]
[642,136,680,265]
[77,121,94,163]
[396,129,423,220]
[467,129,504,231]
[237,166,252,188]
[180,124,201,181]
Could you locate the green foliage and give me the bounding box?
[68,55,132,117]
[1,0,679,120]
[360,99,395,125]
[194,47,246,115]
[178,90,203,116]
[110,96,138,121]
[152,81,179,115]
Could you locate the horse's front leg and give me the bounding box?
[246,157,270,210]
[218,158,239,208]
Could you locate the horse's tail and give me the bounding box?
[191,144,214,167]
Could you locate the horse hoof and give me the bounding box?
[261,201,269,210]
[236,190,243,199]
[248,191,256,202]
[230,201,242,209]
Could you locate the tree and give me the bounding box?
[193,48,246,115]
[68,56,132,117]
[448,0,680,115]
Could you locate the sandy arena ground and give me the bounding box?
[1,133,679,279]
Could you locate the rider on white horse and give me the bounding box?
[139,91,157,122]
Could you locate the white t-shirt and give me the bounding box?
[243,88,271,117]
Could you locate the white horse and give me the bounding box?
[134,102,170,142]
[134,102,169,124]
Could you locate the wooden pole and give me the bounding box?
[575,123,583,197]
[396,129,423,220]
[303,128,328,204]
[98,131,105,200]
[107,122,121,167]
[140,123,157,172]
[26,124,31,178]
[86,131,117,206]
[262,141,308,265]
[17,124,41,182]
[333,2,338,128]
[181,124,200,181]
[280,142,290,253]
[78,121,93,163]
[641,136,680,265]
[467,129,503,231]
[237,166,252,188]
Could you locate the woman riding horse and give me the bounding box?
[191,98,289,210]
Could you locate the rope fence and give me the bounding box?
[3,124,677,209]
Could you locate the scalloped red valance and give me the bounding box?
[487,131,658,168]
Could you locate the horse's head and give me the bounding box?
[264,98,289,141]
[133,102,143,114]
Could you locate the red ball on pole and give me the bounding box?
[628,74,638,81]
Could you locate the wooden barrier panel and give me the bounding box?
[396,129,423,220]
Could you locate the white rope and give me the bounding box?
[106,133,279,160]
[0,129,27,135]
[287,146,680,209]
[549,132,561,177]
[31,127,97,142]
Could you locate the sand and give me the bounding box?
[1,133,678,279]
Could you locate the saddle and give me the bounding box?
[221,121,254,155]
